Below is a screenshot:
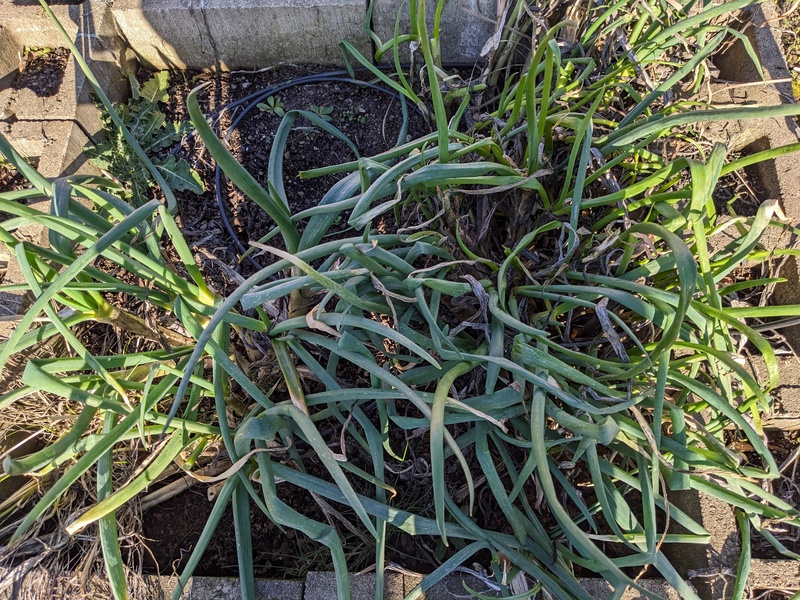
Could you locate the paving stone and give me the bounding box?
[667,489,739,600]
[404,572,684,598]
[372,0,497,65]
[748,559,800,591]
[189,576,303,600]
[701,1,800,405]
[404,573,501,598]
[305,571,404,600]
[0,0,132,138]
[141,575,192,600]
[4,120,96,178]
[112,0,371,71]
[579,578,682,600]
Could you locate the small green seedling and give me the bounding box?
[87,71,203,202]
[22,46,53,57]
[339,105,367,124]
[310,104,334,121]
[257,96,285,117]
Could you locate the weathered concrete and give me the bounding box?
[0,120,97,324]
[305,571,404,600]
[141,575,192,600]
[371,0,497,65]
[404,572,523,598]
[704,1,800,356]
[0,195,49,323]
[579,578,682,600]
[0,0,90,89]
[669,491,740,600]
[0,0,115,324]
[708,11,800,597]
[0,0,132,138]
[189,576,304,600]
[2,119,96,179]
[748,559,800,591]
[112,0,372,71]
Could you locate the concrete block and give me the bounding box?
[0,1,99,49]
[141,575,192,600]
[666,490,739,600]
[703,2,800,354]
[0,196,49,320]
[112,0,372,71]
[579,578,682,600]
[11,50,129,140]
[748,559,800,591]
[3,120,96,178]
[0,0,128,76]
[372,0,497,65]
[761,356,800,416]
[305,571,403,600]
[0,86,14,120]
[403,572,502,598]
[0,0,132,138]
[670,6,800,596]
[189,576,303,600]
[403,573,683,599]
[0,120,98,320]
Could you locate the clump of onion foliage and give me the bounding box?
[1,0,800,599]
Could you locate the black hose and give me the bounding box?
[199,72,420,271]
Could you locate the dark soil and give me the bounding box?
[135,65,450,578]
[713,169,763,218]
[152,65,428,287]
[139,400,669,580]
[0,164,26,193]
[13,47,70,98]
[141,402,478,578]
[0,163,29,224]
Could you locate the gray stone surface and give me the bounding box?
[0,120,97,324]
[667,490,739,600]
[0,0,132,138]
[579,578,682,600]
[748,559,800,591]
[372,0,497,65]
[0,0,90,88]
[189,576,303,600]
[405,573,682,599]
[305,571,403,600]
[1,119,96,179]
[112,0,371,71]
[404,573,502,598]
[0,195,50,322]
[141,575,192,600]
[702,2,800,358]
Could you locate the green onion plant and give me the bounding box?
[1,0,800,599]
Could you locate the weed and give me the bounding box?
[256,96,285,117]
[339,104,367,125]
[86,71,203,203]
[21,46,52,58]
[309,104,334,121]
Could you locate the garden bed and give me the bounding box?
[153,65,428,282]
[3,2,800,600]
